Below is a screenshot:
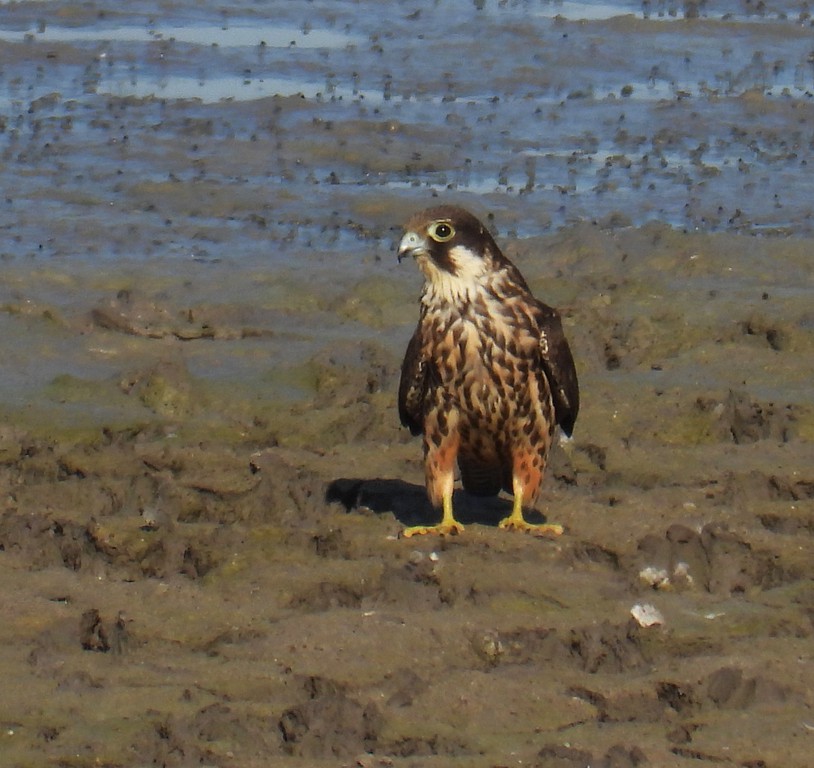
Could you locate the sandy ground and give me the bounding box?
[1,2,814,767]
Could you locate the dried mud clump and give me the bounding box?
[635,522,801,595]
[278,677,381,758]
[536,743,648,768]
[91,288,277,341]
[483,621,649,674]
[696,389,800,444]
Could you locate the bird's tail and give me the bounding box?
[458,458,506,498]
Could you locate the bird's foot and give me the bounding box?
[400,520,465,537]
[497,516,564,538]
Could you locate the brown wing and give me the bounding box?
[398,323,431,436]
[533,302,579,436]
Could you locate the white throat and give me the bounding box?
[420,245,490,306]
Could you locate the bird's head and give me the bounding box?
[397,206,504,294]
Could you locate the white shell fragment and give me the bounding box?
[630,603,665,627]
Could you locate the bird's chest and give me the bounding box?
[422,301,535,407]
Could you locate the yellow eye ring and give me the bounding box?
[429,221,455,242]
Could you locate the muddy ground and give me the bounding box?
[2,2,814,767]
[2,224,813,768]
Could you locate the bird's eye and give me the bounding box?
[429,222,455,242]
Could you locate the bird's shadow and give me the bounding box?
[325,477,552,528]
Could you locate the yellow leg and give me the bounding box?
[498,478,564,538]
[402,487,465,537]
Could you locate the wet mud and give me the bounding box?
[2,2,814,767]
[2,223,813,767]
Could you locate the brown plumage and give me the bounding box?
[397,205,579,536]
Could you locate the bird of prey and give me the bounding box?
[397,205,579,537]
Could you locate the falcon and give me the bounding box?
[397,205,579,537]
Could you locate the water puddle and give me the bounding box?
[532,0,807,22]
[535,1,642,20]
[0,23,359,49]
[95,71,382,103]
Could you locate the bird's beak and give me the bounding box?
[397,231,427,263]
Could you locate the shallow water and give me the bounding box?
[2,0,813,257]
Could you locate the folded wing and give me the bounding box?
[534,302,579,437]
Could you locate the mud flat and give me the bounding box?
[1,1,813,766]
[2,223,813,767]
